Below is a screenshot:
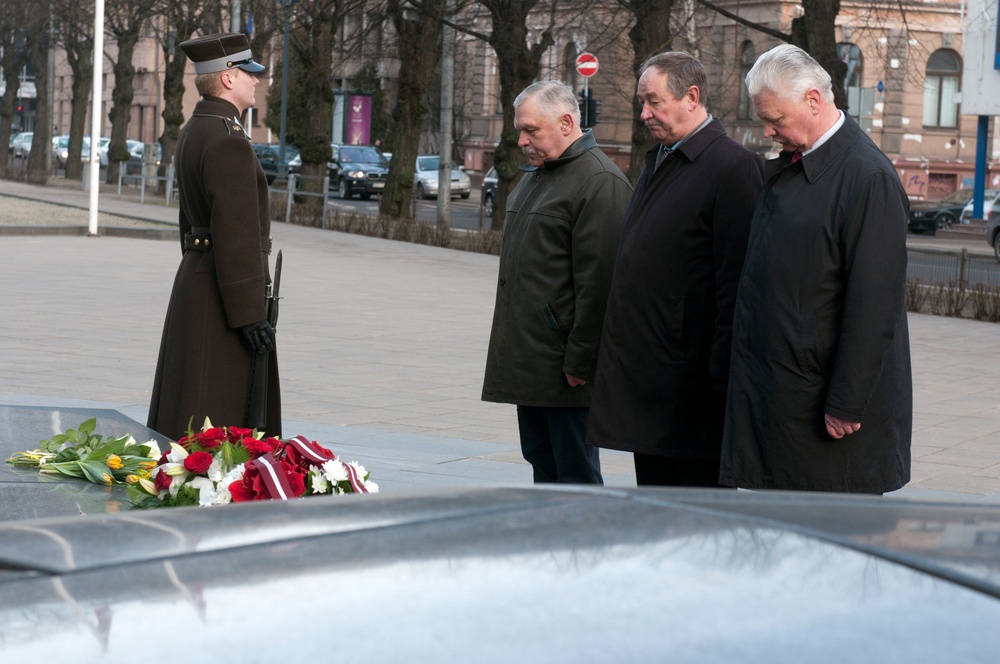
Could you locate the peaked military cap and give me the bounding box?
[180,32,265,75]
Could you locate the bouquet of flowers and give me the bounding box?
[5,418,160,486]
[126,419,378,508]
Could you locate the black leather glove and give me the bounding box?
[240,320,276,354]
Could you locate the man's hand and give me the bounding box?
[825,414,861,439]
[240,320,276,354]
[565,374,588,387]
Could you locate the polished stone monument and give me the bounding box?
[0,405,169,522]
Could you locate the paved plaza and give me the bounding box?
[1,178,999,501]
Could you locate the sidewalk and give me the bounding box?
[1,178,999,501]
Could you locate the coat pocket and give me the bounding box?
[542,303,570,349]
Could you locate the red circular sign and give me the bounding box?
[575,52,599,78]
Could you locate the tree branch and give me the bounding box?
[693,0,791,43]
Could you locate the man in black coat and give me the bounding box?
[586,52,763,486]
[719,44,912,493]
[147,33,281,441]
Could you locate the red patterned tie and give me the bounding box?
[790,151,802,164]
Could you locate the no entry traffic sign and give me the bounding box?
[575,52,599,78]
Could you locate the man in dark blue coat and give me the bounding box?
[720,45,912,493]
[587,52,763,486]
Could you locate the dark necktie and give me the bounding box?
[655,145,673,170]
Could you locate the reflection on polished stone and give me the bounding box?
[0,405,168,522]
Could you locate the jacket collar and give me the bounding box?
[766,115,865,183]
[644,117,727,167]
[520,129,597,172]
[196,96,241,119]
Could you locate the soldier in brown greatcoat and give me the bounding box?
[147,33,281,441]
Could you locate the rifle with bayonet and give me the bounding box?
[246,250,282,430]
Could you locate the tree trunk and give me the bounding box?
[106,32,140,184]
[379,0,444,219]
[484,0,553,231]
[0,28,28,160]
[625,0,675,183]
[792,0,847,110]
[25,16,53,181]
[62,27,94,181]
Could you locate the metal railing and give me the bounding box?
[906,247,1000,289]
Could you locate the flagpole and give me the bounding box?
[87,0,105,236]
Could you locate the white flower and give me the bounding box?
[321,459,349,483]
[190,477,216,506]
[364,480,379,493]
[310,472,330,494]
[142,439,162,459]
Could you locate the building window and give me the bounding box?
[923,49,961,129]
[737,40,755,120]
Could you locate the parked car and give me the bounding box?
[414,154,472,200]
[10,131,33,158]
[908,188,974,234]
[51,135,92,168]
[328,144,389,200]
[253,142,299,185]
[481,166,498,216]
[125,141,162,174]
[959,188,1000,223]
[987,207,1000,264]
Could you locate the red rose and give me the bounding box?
[153,469,172,491]
[227,427,253,443]
[281,459,307,497]
[183,451,214,474]
[242,435,277,457]
[229,478,256,502]
[177,434,197,449]
[198,427,227,449]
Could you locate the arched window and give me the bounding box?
[923,49,961,129]
[737,41,755,120]
[838,42,863,88]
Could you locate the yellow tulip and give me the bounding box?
[101,473,113,486]
[138,460,157,470]
[105,454,124,470]
[125,474,140,484]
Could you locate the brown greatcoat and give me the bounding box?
[147,96,280,441]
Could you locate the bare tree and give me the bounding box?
[24,5,54,179]
[694,0,848,109]
[104,0,154,183]
[282,0,351,200]
[620,0,677,182]
[55,0,96,181]
[379,0,444,218]
[151,0,227,190]
[449,0,556,230]
[0,8,29,158]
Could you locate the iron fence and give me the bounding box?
[907,247,1000,289]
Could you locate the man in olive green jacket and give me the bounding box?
[482,80,632,484]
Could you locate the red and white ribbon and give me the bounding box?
[251,453,297,500]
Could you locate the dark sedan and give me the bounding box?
[908,188,973,234]
[253,143,299,185]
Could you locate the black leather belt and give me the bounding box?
[183,228,273,255]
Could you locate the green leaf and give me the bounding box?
[77,460,113,485]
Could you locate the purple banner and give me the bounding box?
[346,95,372,145]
